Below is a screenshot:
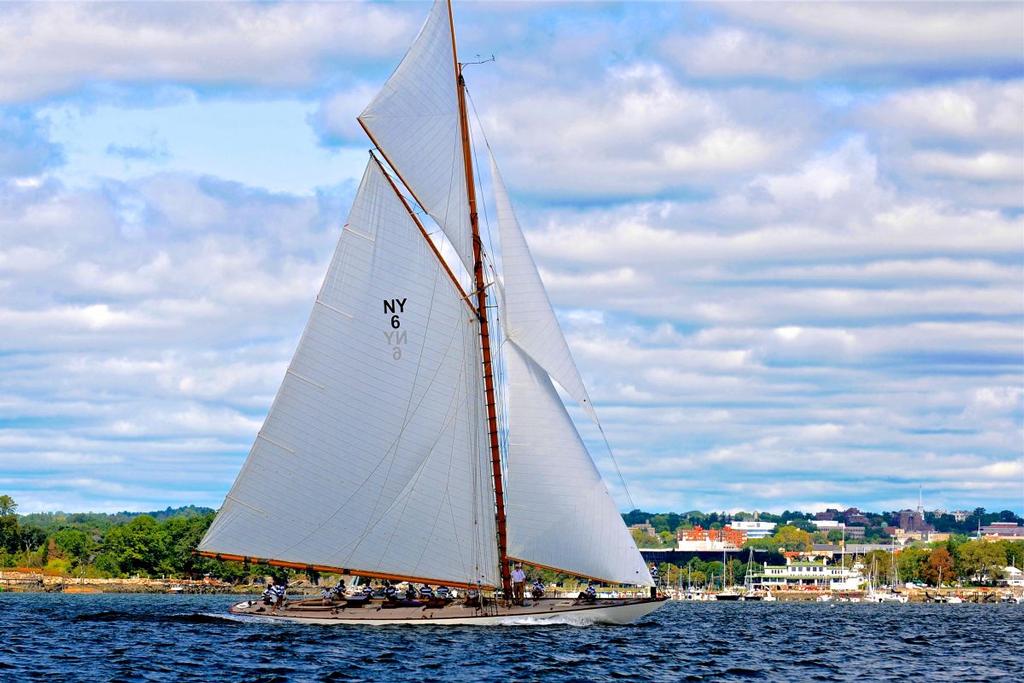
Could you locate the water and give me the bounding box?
[1,594,1021,681]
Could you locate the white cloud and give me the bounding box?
[0,2,415,103]
[470,63,814,197]
[860,80,1024,143]
[909,150,1023,182]
[666,3,1024,80]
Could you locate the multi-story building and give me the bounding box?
[729,520,776,539]
[676,525,747,551]
[895,509,933,533]
[980,522,1024,539]
[952,510,971,523]
[843,507,870,526]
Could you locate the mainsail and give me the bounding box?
[198,157,498,588]
[358,0,473,275]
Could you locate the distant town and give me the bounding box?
[623,503,1024,550]
[621,502,1024,601]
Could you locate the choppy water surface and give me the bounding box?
[1,594,1021,681]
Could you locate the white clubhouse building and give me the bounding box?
[749,557,864,591]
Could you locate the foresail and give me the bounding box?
[199,158,498,588]
[358,0,473,275]
[490,155,597,422]
[504,341,653,586]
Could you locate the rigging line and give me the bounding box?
[597,422,636,512]
[464,85,499,263]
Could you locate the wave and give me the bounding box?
[72,611,233,624]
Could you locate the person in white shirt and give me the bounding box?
[510,563,527,605]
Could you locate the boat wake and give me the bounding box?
[498,614,605,627]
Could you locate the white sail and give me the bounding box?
[358,0,473,274]
[199,158,499,588]
[490,155,597,422]
[504,340,653,586]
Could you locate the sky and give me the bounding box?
[0,1,1022,516]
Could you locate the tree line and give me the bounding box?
[2,495,1021,586]
[0,496,249,580]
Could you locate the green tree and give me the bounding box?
[0,515,19,554]
[162,513,215,575]
[52,528,93,568]
[956,540,1006,584]
[896,547,928,583]
[772,525,813,552]
[0,495,17,516]
[101,515,168,577]
[19,525,47,553]
[1003,540,1024,568]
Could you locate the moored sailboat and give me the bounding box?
[195,0,665,626]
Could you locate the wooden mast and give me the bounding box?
[447,0,512,600]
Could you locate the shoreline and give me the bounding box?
[0,569,323,595]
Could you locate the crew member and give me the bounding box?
[271,579,287,611]
[531,579,545,600]
[511,563,527,605]
[576,581,597,603]
[419,584,435,600]
[649,562,660,599]
[436,585,451,600]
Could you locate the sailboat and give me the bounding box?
[715,547,741,600]
[195,0,665,626]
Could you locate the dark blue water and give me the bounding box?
[1,594,1021,681]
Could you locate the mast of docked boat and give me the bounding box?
[447,0,513,600]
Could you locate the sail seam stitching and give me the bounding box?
[286,368,326,390]
[225,494,267,516]
[343,225,375,242]
[257,432,295,454]
[315,298,354,319]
